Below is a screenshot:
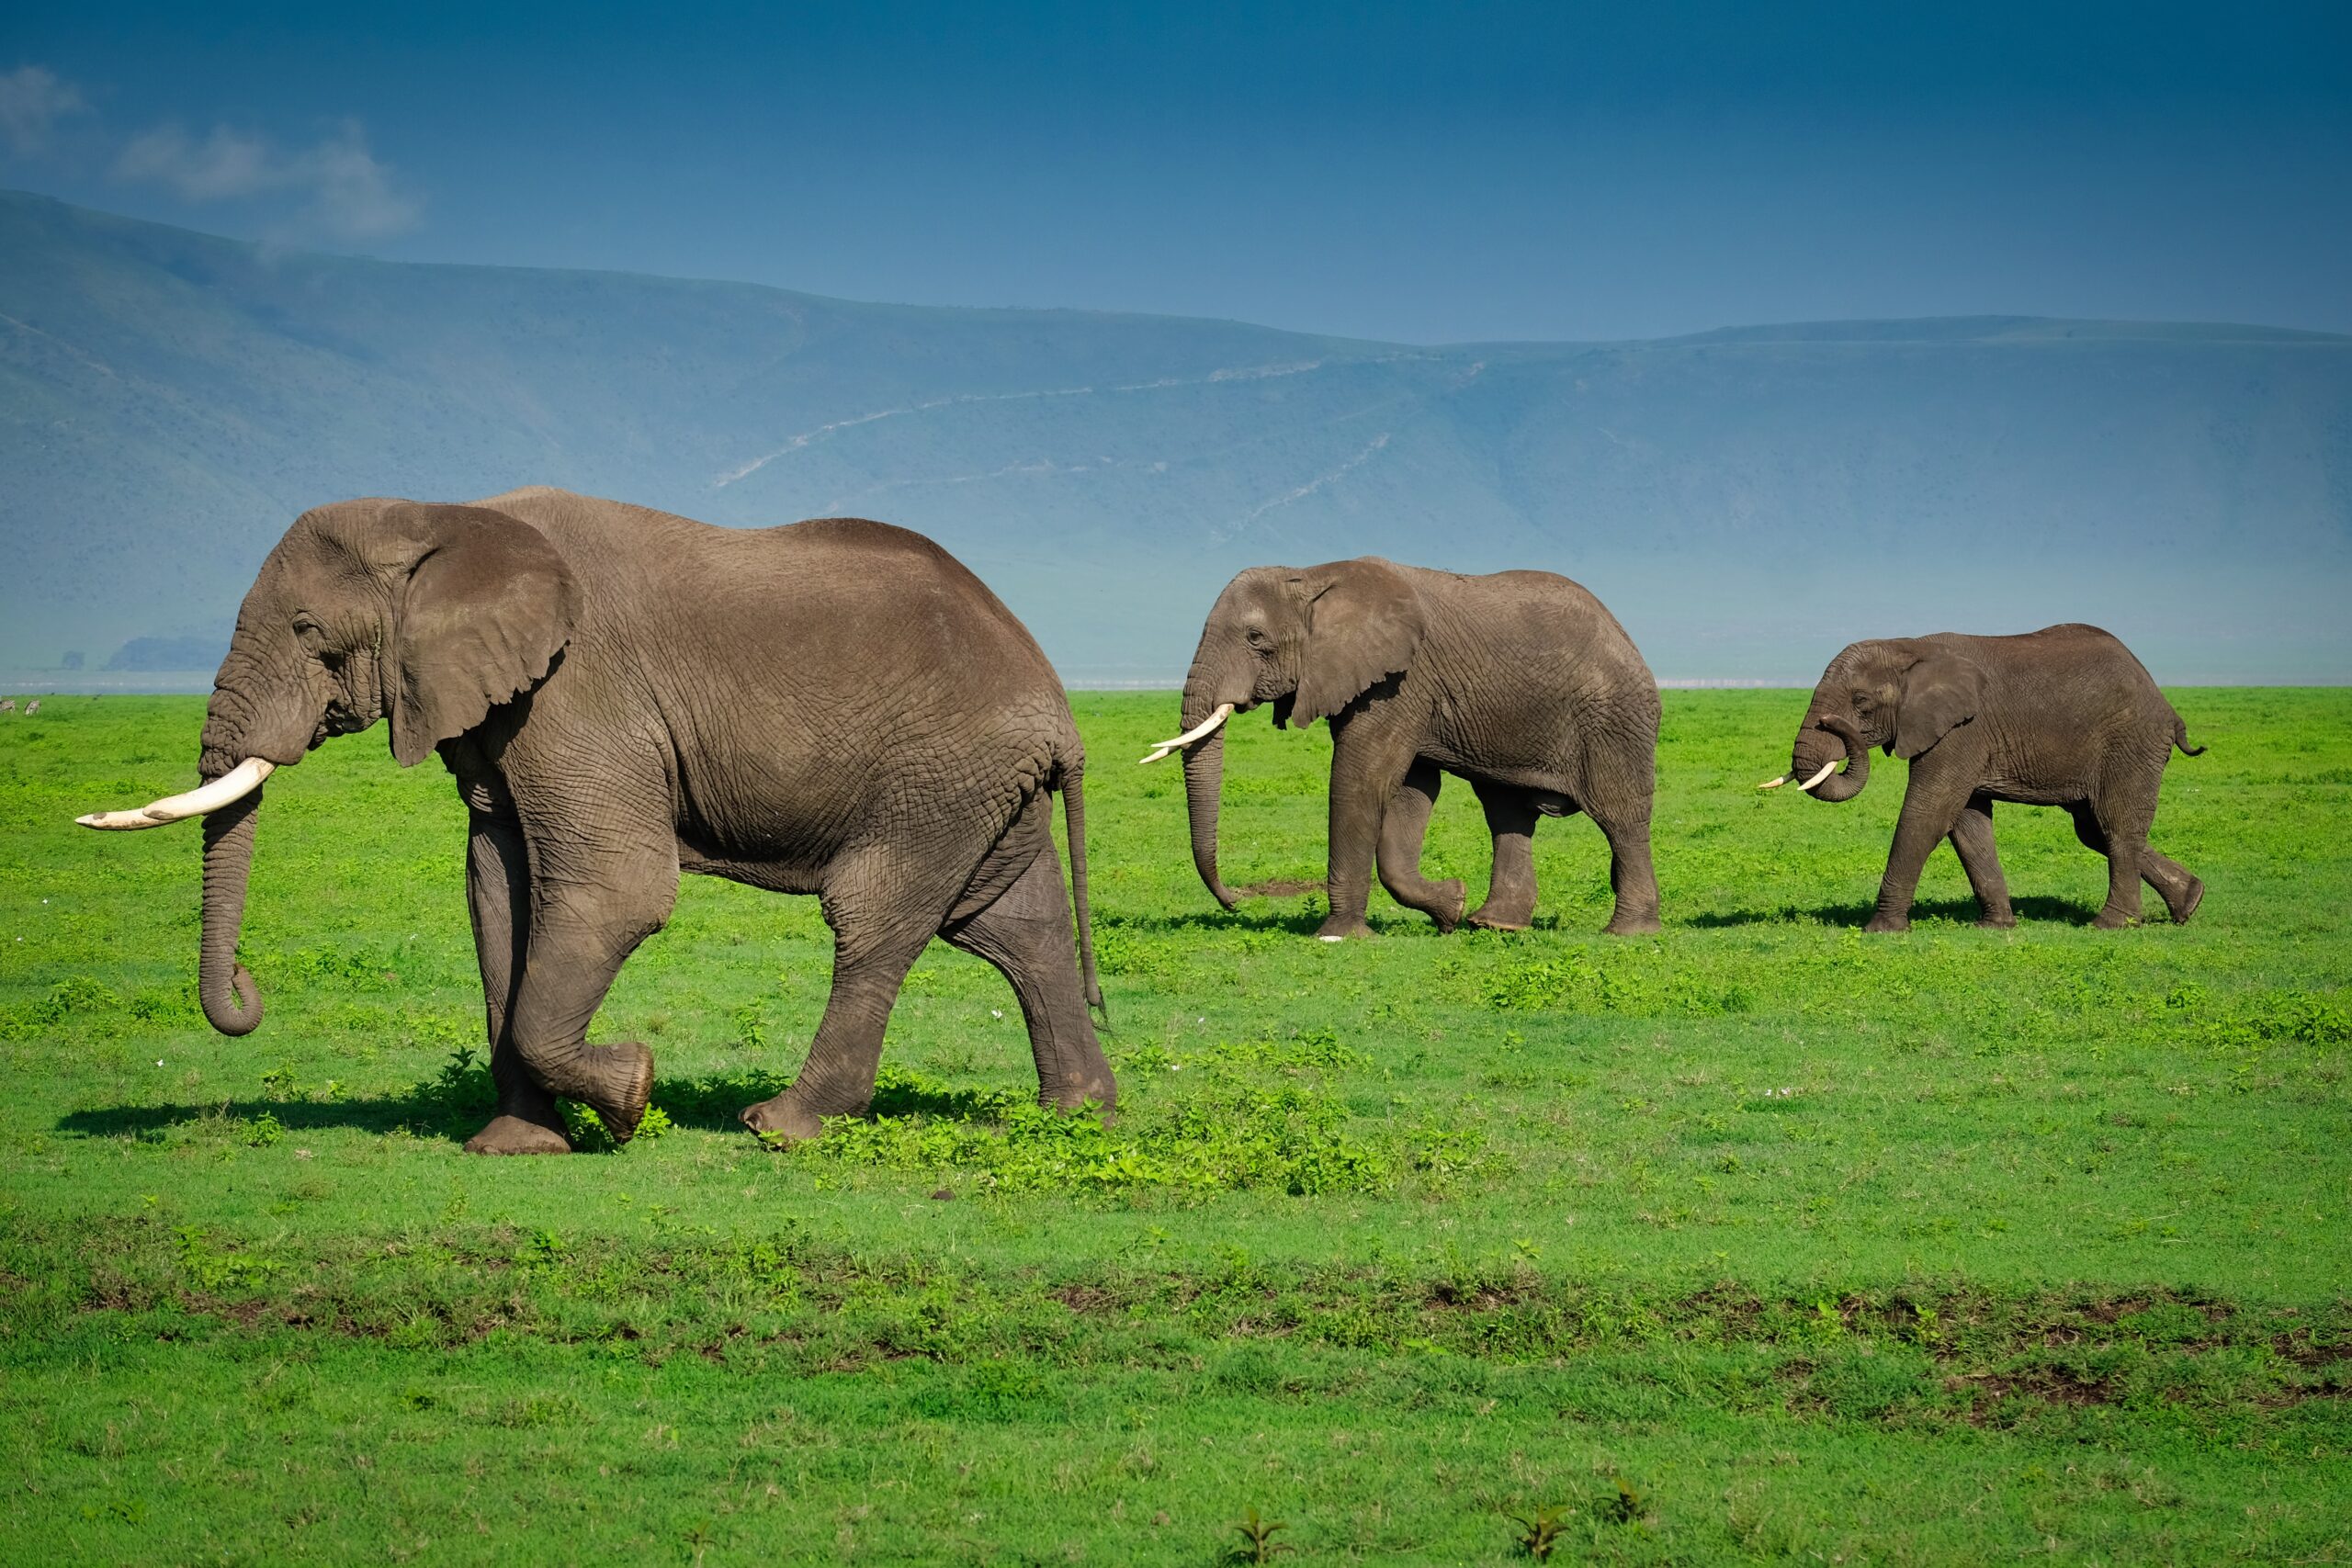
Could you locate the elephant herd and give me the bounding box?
[75,490,2204,1155]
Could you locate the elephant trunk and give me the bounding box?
[198,787,266,1035]
[1806,715,1871,804]
[1182,728,1238,909]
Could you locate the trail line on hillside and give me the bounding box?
[711,353,1441,489]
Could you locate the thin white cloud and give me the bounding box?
[0,64,88,157]
[112,117,422,240]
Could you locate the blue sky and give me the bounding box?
[3,1,2346,343]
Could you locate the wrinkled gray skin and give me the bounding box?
[1785,624,2205,931]
[183,487,1111,1153]
[1176,559,1660,939]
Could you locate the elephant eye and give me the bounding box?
[291,615,328,657]
[1245,627,1273,652]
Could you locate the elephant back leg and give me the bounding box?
[1374,759,1467,931]
[2075,792,2201,926]
[2142,846,2203,924]
[939,791,1116,1118]
[2071,794,2154,929]
[740,841,956,1144]
[1466,777,1544,931]
[1579,727,1661,936]
[1948,792,2015,929]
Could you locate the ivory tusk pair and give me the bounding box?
[1756,761,1839,793]
[76,758,276,830]
[1138,703,1233,765]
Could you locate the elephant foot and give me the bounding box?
[2091,908,2141,931]
[1862,913,1910,933]
[1313,915,1377,942]
[2167,877,2205,926]
[1974,911,2018,931]
[1424,879,1468,933]
[1467,911,1532,933]
[579,1042,656,1145]
[740,1091,831,1145]
[463,1113,573,1156]
[1602,910,1662,937]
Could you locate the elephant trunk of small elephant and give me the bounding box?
[1182,728,1238,909]
[198,788,266,1035]
[1807,716,1871,804]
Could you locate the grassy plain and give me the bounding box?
[1,689,2346,1564]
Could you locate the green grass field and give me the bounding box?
[2,690,2346,1564]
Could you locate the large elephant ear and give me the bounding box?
[1292,558,1426,725]
[1893,652,1984,760]
[385,504,580,766]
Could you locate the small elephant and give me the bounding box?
[1765,624,2204,931]
[78,488,1114,1152]
[1152,558,1660,939]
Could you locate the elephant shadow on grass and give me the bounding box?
[1685,894,2109,931]
[1104,904,1334,937]
[55,1058,1010,1150]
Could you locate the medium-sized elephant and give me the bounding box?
[1149,558,1660,939]
[79,488,1114,1152]
[1763,624,2204,931]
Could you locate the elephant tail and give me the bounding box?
[1057,753,1109,1026]
[2172,712,2206,757]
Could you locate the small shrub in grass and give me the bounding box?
[2199,989,2349,1052]
[786,1065,1489,1196]
[1227,1506,1293,1563]
[563,1101,673,1152]
[1504,1502,1573,1560]
[0,976,124,1040]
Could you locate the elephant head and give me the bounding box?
[77,500,578,1036]
[1762,639,1984,803]
[1146,559,1424,908]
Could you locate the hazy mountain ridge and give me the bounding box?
[3,188,2346,684]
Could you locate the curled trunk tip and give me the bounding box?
[198,789,266,1035]
[1807,716,1871,804]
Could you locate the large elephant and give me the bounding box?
[1150,558,1660,939]
[1763,623,2204,931]
[78,488,1114,1152]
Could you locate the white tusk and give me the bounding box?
[1137,703,1233,765]
[1757,775,1787,790]
[77,758,276,830]
[1793,761,1839,793]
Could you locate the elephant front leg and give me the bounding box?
[1949,794,2015,929]
[459,807,569,1155]
[499,842,677,1145]
[1867,784,1966,932]
[1317,729,1414,940]
[1375,759,1466,932]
